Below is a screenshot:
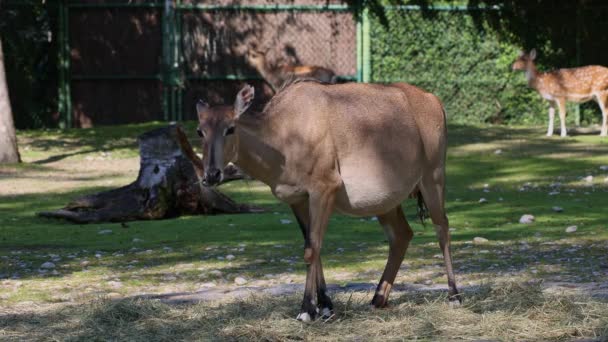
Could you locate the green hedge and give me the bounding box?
[369,8,602,125]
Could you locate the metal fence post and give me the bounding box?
[57,0,72,128]
[356,1,371,83]
[361,6,371,83]
[574,6,582,126]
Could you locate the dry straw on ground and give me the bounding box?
[1,282,607,341]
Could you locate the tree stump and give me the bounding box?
[38,125,261,223]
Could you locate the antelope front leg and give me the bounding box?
[371,205,413,308]
[547,103,556,136]
[291,202,333,319]
[297,189,336,322]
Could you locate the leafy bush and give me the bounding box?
[369,8,602,125]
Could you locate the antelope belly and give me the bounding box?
[334,177,414,217]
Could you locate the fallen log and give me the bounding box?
[38,124,261,223]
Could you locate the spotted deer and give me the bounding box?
[512,49,608,137]
[246,49,337,92]
[195,80,460,322]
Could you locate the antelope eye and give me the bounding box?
[196,128,204,138]
[225,126,235,136]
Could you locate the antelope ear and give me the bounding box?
[529,49,537,60]
[196,99,209,116]
[234,84,255,118]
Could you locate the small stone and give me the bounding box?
[548,191,560,196]
[583,175,593,183]
[478,198,488,204]
[225,254,235,260]
[162,275,177,281]
[95,253,102,259]
[494,149,502,155]
[280,219,292,225]
[479,250,490,254]
[234,276,248,285]
[552,206,564,213]
[40,262,55,269]
[80,260,90,267]
[599,165,608,171]
[199,282,216,288]
[209,270,223,277]
[473,237,489,244]
[132,238,143,243]
[565,226,578,233]
[163,247,173,252]
[519,214,535,224]
[107,281,122,289]
[370,217,378,221]
[98,229,113,235]
[422,279,433,285]
[433,254,443,259]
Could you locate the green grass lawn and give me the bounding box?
[1,122,607,340]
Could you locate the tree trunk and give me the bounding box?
[0,36,20,163]
[38,125,261,223]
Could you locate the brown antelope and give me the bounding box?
[195,80,460,321]
[512,49,608,137]
[245,49,337,92]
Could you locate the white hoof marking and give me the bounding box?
[449,300,462,308]
[296,312,311,322]
[321,307,333,319]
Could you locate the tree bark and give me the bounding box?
[38,125,261,223]
[0,36,20,163]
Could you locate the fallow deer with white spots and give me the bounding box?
[512,49,608,137]
[195,80,460,322]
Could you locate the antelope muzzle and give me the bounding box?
[202,167,222,186]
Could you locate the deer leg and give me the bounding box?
[297,189,336,322]
[419,172,461,304]
[371,205,413,308]
[556,98,568,137]
[596,93,608,137]
[290,202,333,319]
[547,102,556,136]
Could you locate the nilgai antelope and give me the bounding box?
[196,81,460,321]
[512,49,608,137]
[246,49,337,92]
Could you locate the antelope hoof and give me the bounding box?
[296,312,313,322]
[370,294,388,309]
[449,293,463,307]
[321,307,334,320]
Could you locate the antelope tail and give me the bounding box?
[409,187,429,225]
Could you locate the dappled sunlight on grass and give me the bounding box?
[1,123,608,340]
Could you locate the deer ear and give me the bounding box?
[234,84,255,119]
[518,50,524,57]
[196,99,209,116]
[529,49,537,60]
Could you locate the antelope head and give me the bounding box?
[195,85,255,186]
[512,49,536,71]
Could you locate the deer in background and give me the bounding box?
[512,49,608,137]
[245,48,337,92]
